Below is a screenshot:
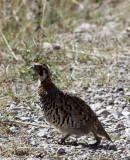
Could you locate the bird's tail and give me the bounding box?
[95,120,112,141]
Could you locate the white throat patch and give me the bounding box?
[39,70,47,83]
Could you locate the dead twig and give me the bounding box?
[1,119,50,128]
[1,32,18,61]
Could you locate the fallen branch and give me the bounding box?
[1,119,50,128]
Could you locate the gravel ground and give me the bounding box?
[1,59,129,159]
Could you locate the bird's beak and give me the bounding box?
[29,65,35,70]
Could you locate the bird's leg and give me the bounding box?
[58,134,71,144]
[92,131,101,146]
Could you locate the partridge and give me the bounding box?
[30,63,112,145]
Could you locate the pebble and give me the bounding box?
[125,128,130,137]
[121,102,127,108]
[91,103,102,111]
[116,88,124,92]
[126,91,130,96]
[116,123,125,129]
[53,43,61,50]
[114,100,119,104]
[14,116,21,120]
[20,117,30,121]
[122,111,130,119]
[76,145,83,149]
[10,126,16,133]
[31,141,38,147]
[118,91,124,95]
[57,148,66,155]
[38,116,44,121]
[9,104,20,110]
[12,111,19,114]
[112,112,122,119]
[42,42,53,50]
[106,105,113,110]
[96,109,111,116]
[37,128,48,137]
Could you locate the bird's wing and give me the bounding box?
[55,92,97,123]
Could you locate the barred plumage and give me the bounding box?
[30,63,112,145]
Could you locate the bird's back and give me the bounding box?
[38,83,106,136]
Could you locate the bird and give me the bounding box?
[30,63,112,145]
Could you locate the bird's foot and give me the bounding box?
[58,134,71,145]
[90,137,102,146]
[58,139,66,145]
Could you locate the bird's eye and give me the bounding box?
[39,66,42,69]
[39,70,43,76]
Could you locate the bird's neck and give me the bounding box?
[38,77,56,95]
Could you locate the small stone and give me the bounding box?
[116,88,124,92]
[6,104,11,107]
[96,109,111,116]
[117,149,122,153]
[35,152,46,159]
[112,112,123,119]
[53,43,60,50]
[31,141,38,147]
[20,117,30,121]
[121,102,127,108]
[76,145,83,149]
[14,116,21,120]
[107,114,114,119]
[116,123,125,129]
[125,128,130,137]
[109,145,117,151]
[118,91,124,95]
[12,111,19,114]
[94,95,104,101]
[91,103,102,111]
[10,126,16,133]
[83,87,88,90]
[120,134,126,139]
[34,127,39,131]
[38,116,44,121]
[57,148,66,155]
[9,104,20,110]
[98,117,104,121]
[71,146,75,150]
[42,42,53,50]
[114,100,119,104]
[122,111,130,119]
[126,91,130,96]
[37,128,48,137]
[106,105,112,110]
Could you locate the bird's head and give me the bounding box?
[30,63,50,83]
